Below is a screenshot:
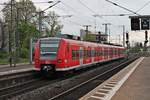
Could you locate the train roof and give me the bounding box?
[40,37,124,49]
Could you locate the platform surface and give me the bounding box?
[0,63,34,75]
[112,57,150,100]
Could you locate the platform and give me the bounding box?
[79,57,150,100]
[111,57,150,100]
[0,63,34,75]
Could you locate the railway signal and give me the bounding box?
[141,18,150,30]
[130,18,140,30]
[129,15,150,30]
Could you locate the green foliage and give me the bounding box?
[45,11,63,37]
[83,33,96,42]
[1,0,62,60]
[20,48,29,58]
[18,21,39,48]
[0,50,8,58]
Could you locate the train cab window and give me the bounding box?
[40,38,60,60]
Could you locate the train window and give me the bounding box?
[76,50,79,59]
[91,50,94,57]
[98,50,101,56]
[88,50,91,57]
[79,50,83,58]
[72,50,76,60]
[94,50,97,57]
[86,50,88,58]
[84,50,89,58]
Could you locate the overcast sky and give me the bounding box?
[0,0,150,45]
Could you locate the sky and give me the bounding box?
[0,0,150,45]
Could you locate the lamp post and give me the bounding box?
[119,25,125,47]
[37,1,61,38]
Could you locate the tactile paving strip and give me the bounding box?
[79,57,144,100]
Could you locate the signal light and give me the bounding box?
[131,18,140,30]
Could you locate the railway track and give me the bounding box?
[0,70,40,89]
[8,57,137,100]
[49,57,137,100]
[0,78,60,99]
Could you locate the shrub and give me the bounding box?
[20,48,29,58]
[0,50,8,58]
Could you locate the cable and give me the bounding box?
[60,1,97,25]
[61,1,81,15]
[105,0,140,15]
[77,0,97,14]
[64,19,83,26]
[136,1,150,13]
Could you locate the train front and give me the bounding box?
[34,38,60,75]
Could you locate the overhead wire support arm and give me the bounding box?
[105,0,141,16]
[43,1,61,12]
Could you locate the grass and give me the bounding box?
[0,59,9,65]
[0,58,29,65]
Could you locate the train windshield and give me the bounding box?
[40,38,60,59]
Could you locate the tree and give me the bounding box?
[2,0,37,59]
[0,19,5,49]
[2,1,37,43]
[45,11,63,37]
[83,31,96,42]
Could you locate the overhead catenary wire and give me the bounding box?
[59,1,97,26]
[60,0,97,20]
[77,0,97,14]
[135,1,150,13]
[60,0,104,30]
[54,5,93,24]
[105,0,140,16]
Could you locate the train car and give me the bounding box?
[34,37,125,75]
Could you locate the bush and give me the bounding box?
[20,48,29,58]
[0,50,8,58]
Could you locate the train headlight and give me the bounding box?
[57,59,62,63]
[64,59,67,63]
[35,59,39,64]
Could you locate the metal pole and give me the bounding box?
[119,25,125,47]
[9,0,13,67]
[38,11,43,38]
[123,25,125,47]
[83,25,91,41]
[29,38,33,64]
[109,29,111,43]
[102,23,111,42]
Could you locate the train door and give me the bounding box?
[79,47,83,65]
[91,47,94,63]
[66,43,70,67]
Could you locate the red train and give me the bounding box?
[34,37,125,75]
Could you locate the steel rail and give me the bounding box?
[49,57,137,100]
